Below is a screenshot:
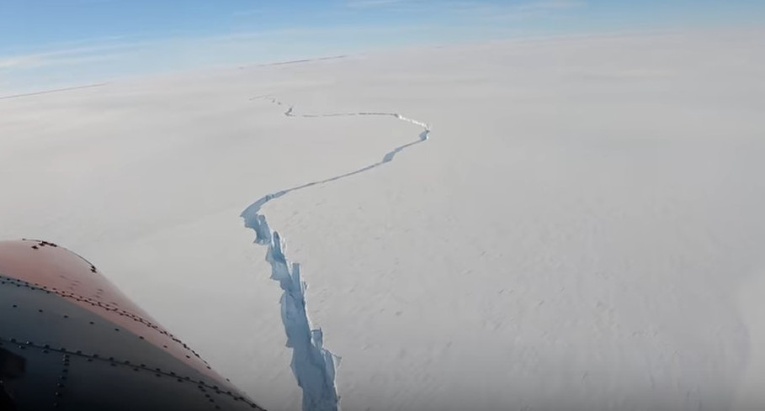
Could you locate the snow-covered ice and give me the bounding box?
[241,97,430,411]
[1,30,765,410]
[239,98,429,410]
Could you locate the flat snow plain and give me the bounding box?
[2,30,764,411]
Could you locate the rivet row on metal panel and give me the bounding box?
[0,274,210,367]
[0,338,263,409]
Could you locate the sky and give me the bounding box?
[1,0,764,93]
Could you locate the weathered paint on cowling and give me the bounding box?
[0,239,266,410]
[0,240,215,377]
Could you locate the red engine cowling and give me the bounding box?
[0,239,265,411]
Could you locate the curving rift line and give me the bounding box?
[240,96,431,411]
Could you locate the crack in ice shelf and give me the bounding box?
[240,96,431,411]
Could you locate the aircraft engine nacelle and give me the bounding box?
[0,239,265,411]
